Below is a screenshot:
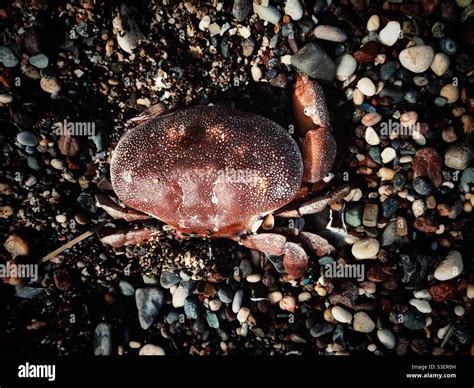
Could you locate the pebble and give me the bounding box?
[381,147,396,163]
[367,15,380,32]
[237,307,250,323]
[434,250,464,281]
[232,0,251,22]
[94,322,112,356]
[399,45,435,73]
[445,144,473,170]
[184,297,200,319]
[439,37,457,55]
[0,94,13,103]
[379,21,401,46]
[17,131,38,147]
[4,234,31,258]
[40,76,61,94]
[400,111,418,128]
[291,42,335,82]
[206,311,220,328]
[113,6,143,54]
[232,289,244,313]
[29,53,48,69]
[361,112,382,127]
[352,238,380,260]
[246,273,261,283]
[412,199,426,217]
[0,46,19,67]
[172,281,193,308]
[454,305,465,317]
[119,281,135,296]
[467,284,474,299]
[352,88,364,105]
[377,328,396,349]
[409,298,432,313]
[218,286,233,304]
[365,127,380,145]
[353,312,375,333]
[253,3,281,25]
[284,0,304,21]
[357,77,376,96]
[160,272,181,289]
[380,61,399,80]
[135,288,164,330]
[310,322,334,338]
[50,158,65,170]
[139,344,165,355]
[439,84,459,103]
[403,308,426,330]
[251,66,262,82]
[382,197,400,218]
[314,25,348,42]
[331,306,353,323]
[345,204,362,227]
[279,295,297,313]
[268,291,283,304]
[413,177,432,195]
[335,54,357,81]
[209,299,222,311]
[430,52,450,76]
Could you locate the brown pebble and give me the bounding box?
[279,295,297,313]
[429,282,456,302]
[4,234,31,258]
[58,134,81,156]
[412,148,443,187]
[354,41,378,64]
[361,112,382,126]
[413,216,438,232]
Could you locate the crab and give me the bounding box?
[96,74,350,278]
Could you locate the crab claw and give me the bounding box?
[302,127,336,183]
[283,242,308,278]
[293,73,331,136]
[239,233,287,256]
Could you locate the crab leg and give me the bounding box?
[96,194,150,222]
[276,185,351,217]
[302,127,337,183]
[99,227,163,248]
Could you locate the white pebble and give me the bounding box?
[379,21,401,46]
[365,126,380,146]
[284,0,303,21]
[253,3,281,25]
[409,298,432,314]
[377,328,396,349]
[331,306,353,323]
[399,45,435,73]
[367,15,380,32]
[251,66,262,82]
[381,147,396,163]
[336,54,357,81]
[454,305,465,316]
[430,52,450,77]
[434,250,464,281]
[357,77,376,96]
[467,284,474,299]
[353,312,375,333]
[352,238,380,260]
[413,289,431,299]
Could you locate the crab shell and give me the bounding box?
[110,105,304,237]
